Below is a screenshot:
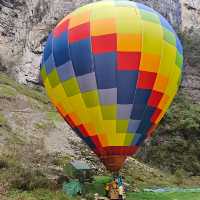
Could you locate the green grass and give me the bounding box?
[0,84,17,98]
[7,189,74,200]
[6,190,200,200]
[34,121,54,130]
[0,73,49,104]
[0,112,7,127]
[52,154,71,167]
[139,91,200,175]
[47,111,63,122]
[127,192,200,200]
[93,176,112,184]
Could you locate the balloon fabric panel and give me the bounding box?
[40,0,183,171]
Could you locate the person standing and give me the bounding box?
[109,179,119,200]
[118,176,125,200]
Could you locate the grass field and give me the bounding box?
[6,190,200,200]
[127,192,200,200]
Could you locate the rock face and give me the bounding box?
[0,0,182,84]
[180,0,200,103]
[0,0,77,84]
[0,0,199,101]
[182,64,200,102]
[181,0,200,30]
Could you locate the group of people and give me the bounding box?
[105,176,126,200]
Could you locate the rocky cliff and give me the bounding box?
[0,0,188,85]
[0,0,94,84]
[181,0,200,30]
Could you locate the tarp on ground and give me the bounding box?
[63,180,82,197]
[144,188,200,193]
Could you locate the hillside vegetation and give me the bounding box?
[0,73,178,199]
[181,28,200,69]
[139,28,200,176]
[0,27,200,200]
[139,91,200,175]
[0,73,200,199]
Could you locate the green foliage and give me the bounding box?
[122,161,175,190]
[84,193,94,200]
[160,92,200,133]
[0,84,17,98]
[52,154,70,167]
[34,121,49,129]
[7,189,74,200]
[0,153,22,184]
[0,73,49,104]
[93,176,112,184]
[127,191,200,200]
[11,168,51,191]
[174,169,185,185]
[6,190,200,200]
[139,92,200,174]
[0,152,51,191]
[0,112,7,127]
[0,159,9,169]
[34,120,56,130]
[47,111,63,121]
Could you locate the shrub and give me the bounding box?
[11,168,51,191]
[84,193,94,200]
[174,169,185,185]
[0,159,9,169]
[139,91,200,174]
[0,113,7,127]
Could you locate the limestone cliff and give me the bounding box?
[0,0,80,84]
[0,0,199,101]
[0,0,181,83]
[181,0,200,30]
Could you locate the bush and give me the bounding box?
[163,92,200,134]
[0,159,9,169]
[139,91,200,174]
[0,55,7,72]
[11,168,51,191]
[84,193,94,200]
[174,169,185,185]
[0,113,8,127]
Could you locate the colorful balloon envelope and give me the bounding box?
[40,0,183,172]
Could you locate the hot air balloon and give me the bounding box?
[40,0,183,172]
